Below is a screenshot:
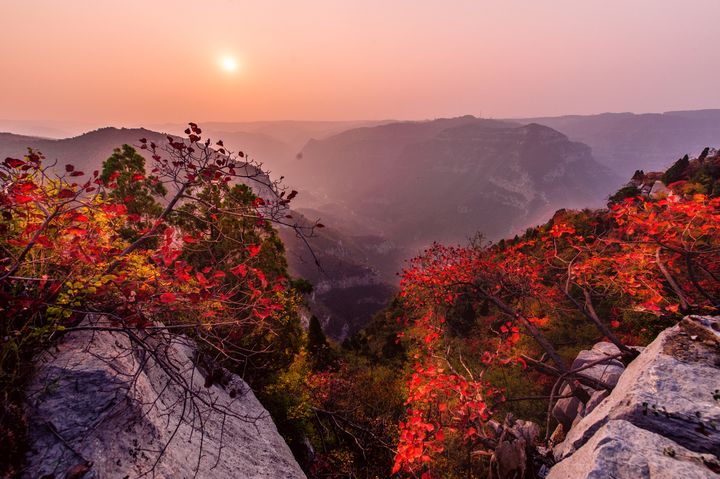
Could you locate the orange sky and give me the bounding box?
[2,0,720,125]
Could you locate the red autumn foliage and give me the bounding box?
[392,189,719,476]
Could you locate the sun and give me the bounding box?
[220,56,238,73]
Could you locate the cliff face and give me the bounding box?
[23,316,305,479]
[523,110,720,177]
[297,118,619,248]
[277,216,397,341]
[547,316,720,479]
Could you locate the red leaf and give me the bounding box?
[14,195,33,204]
[230,264,248,277]
[65,227,87,237]
[665,303,680,313]
[4,157,25,168]
[65,164,75,172]
[246,244,261,258]
[253,308,272,320]
[57,189,75,199]
[160,292,176,303]
[35,235,52,248]
[13,182,36,193]
[254,269,268,288]
[196,272,208,287]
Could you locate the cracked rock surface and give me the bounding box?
[548,316,720,479]
[23,316,306,479]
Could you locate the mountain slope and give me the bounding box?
[295,117,620,254]
[278,215,397,340]
[522,110,720,176]
[0,127,168,174]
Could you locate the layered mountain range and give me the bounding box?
[523,109,720,176]
[2,110,716,338]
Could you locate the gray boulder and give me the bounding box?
[649,180,670,199]
[555,315,720,462]
[23,316,306,479]
[548,419,720,479]
[552,341,625,430]
[552,393,584,433]
[576,342,625,387]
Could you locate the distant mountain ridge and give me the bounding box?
[0,127,167,174]
[521,109,720,176]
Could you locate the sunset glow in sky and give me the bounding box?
[2,0,720,125]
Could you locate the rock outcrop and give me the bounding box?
[549,420,718,479]
[23,316,306,479]
[548,316,720,478]
[551,341,624,432]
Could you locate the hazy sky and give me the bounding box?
[2,0,720,125]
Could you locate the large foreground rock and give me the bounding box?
[548,420,719,479]
[23,316,306,479]
[555,316,720,461]
[549,315,720,479]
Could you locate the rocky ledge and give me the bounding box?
[22,316,306,479]
[547,315,720,479]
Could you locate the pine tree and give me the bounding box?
[307,316,334,370]
[101,144,166,217]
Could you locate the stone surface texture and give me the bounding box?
[23,316,306,479]
[548,420,719,479]
[548,315,720,479]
